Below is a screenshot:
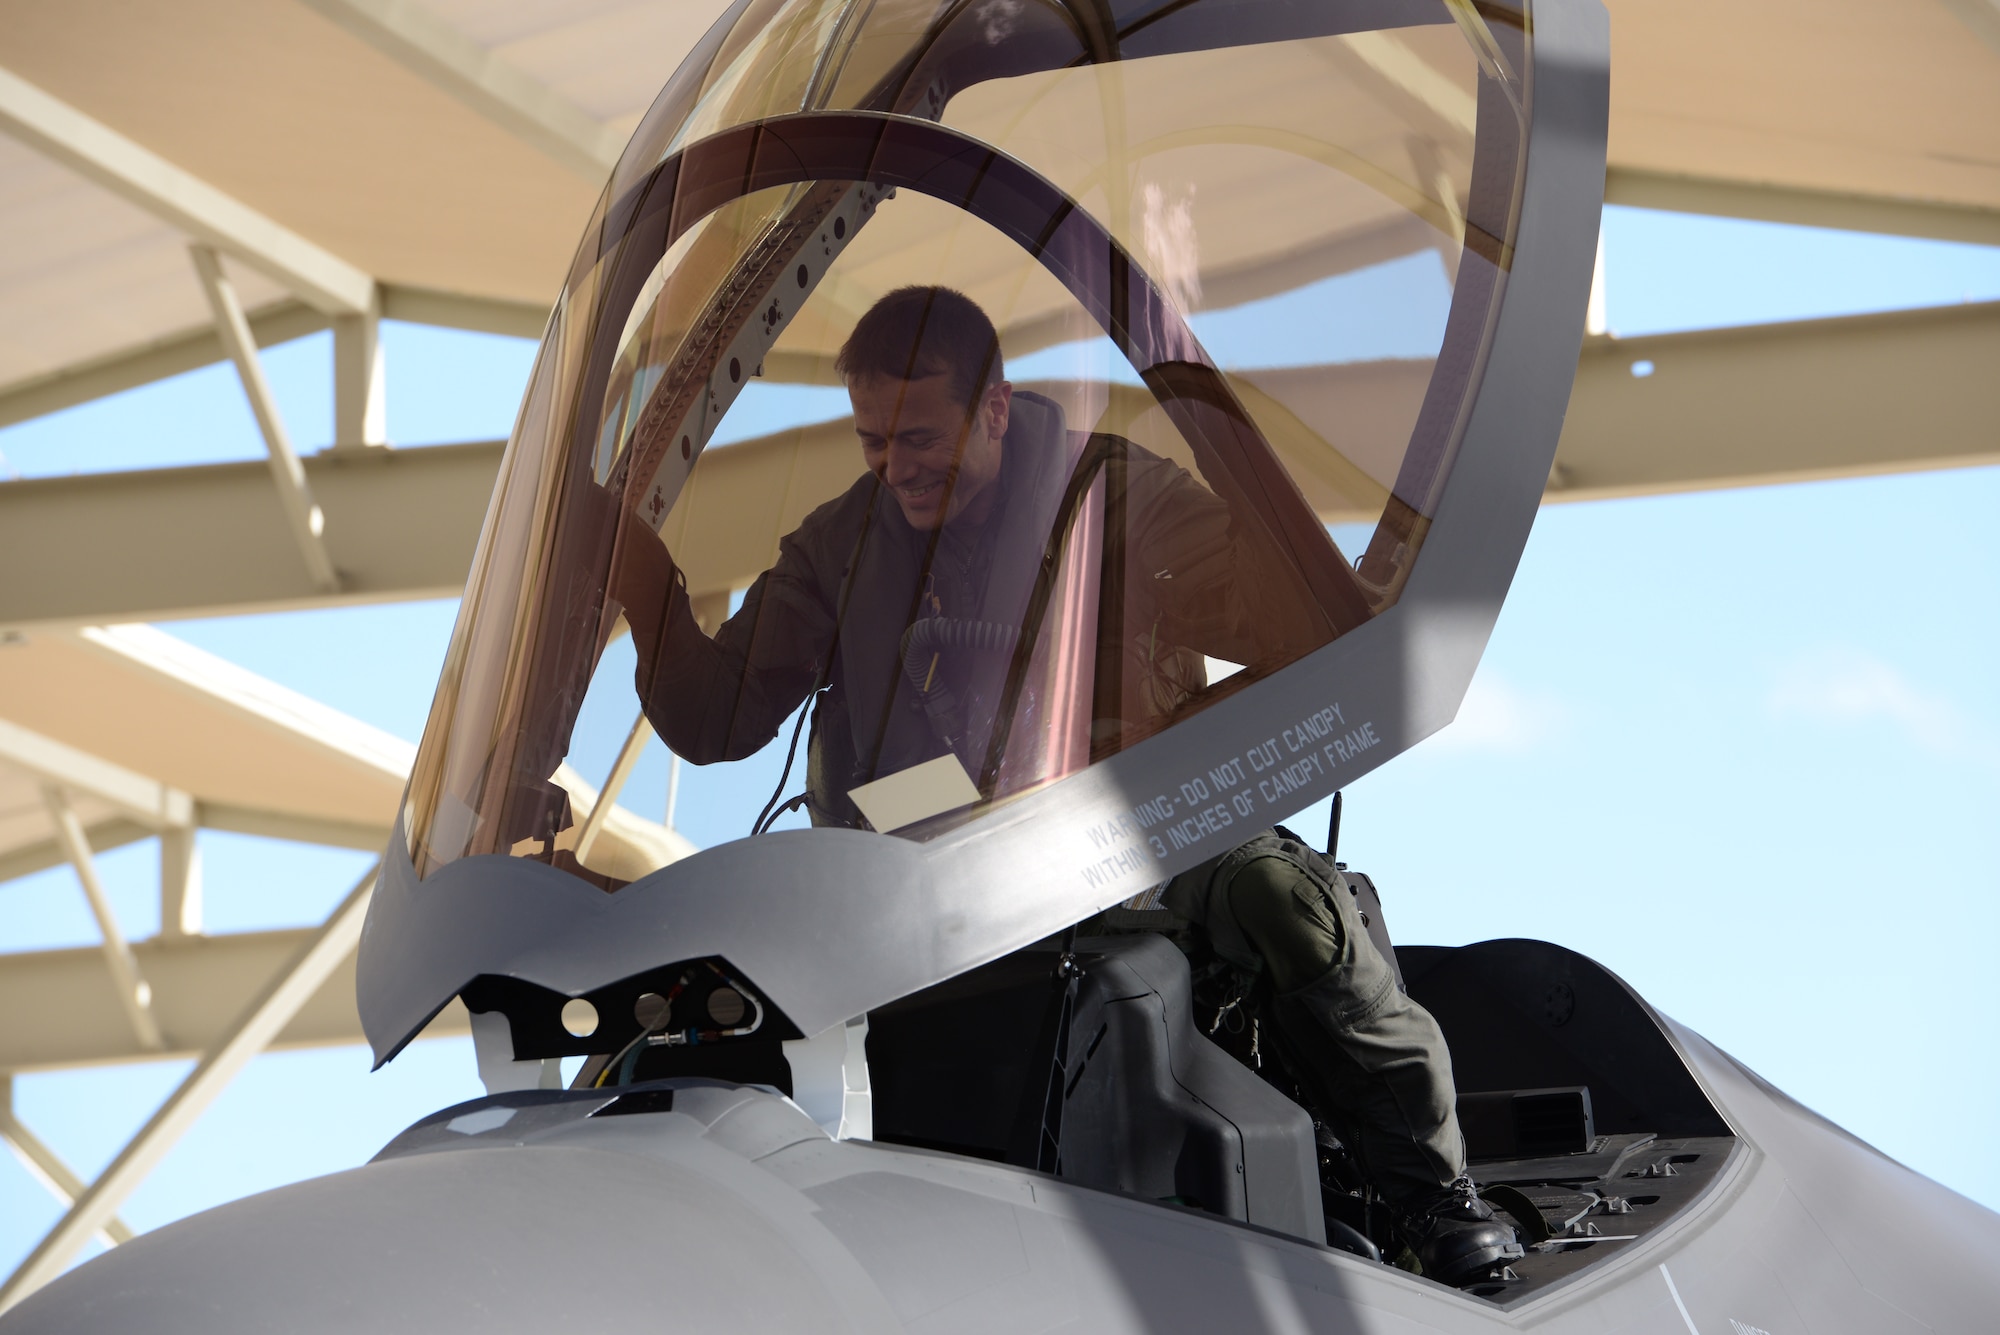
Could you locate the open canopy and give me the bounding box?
[359,0,1608,1064]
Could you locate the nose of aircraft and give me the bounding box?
[0,1089,889,1334]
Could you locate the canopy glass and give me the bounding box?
[400,0,1528,888]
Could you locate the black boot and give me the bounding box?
[1398,1177,1523,1287]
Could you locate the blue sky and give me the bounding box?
[3,205,1998,1276]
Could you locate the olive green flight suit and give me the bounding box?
[1163,828,1466,1209]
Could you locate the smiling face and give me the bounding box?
[849,371,1012,530]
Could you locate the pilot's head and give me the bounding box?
[838,286,1012,531]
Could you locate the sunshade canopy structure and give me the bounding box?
[0,0,1995,534]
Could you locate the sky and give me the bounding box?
[2,204,1998,1279]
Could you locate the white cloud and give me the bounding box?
[1430,674,1566,753]
[1767,650,1984,758]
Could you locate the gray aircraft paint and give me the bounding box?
[16,2,1999,1332]
[7,1006,1993,1333]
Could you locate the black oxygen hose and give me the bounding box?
[899,617,1020,747]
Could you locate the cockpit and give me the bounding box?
[396,0,1518,886]
[353,0,1689,1304]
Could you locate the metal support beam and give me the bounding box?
[0,819,151,888]
[0,66,374,315]
[1604,167,2000,248]
[0,439,502,628]
[1585,228,1607,337]
[375,285,548,339]
[573,713,652,865]
[0,300,326,432]
[195,803,389,854]
[1552,301,2000,500]
[0,284,544,434]
[298,0,620,183]
[1938,0,2000,58]
[0,1077,133,1248]
[159,827,201,941]
[41,787,164,1053]
[0,864,379,1313]
[0,927,469,1073]
[189,245,342,594]
[4,300,1998,631]
[332,303,387,451]
[0,718,194,829]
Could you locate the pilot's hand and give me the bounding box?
[608,503,680,664]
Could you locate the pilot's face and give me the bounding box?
[849,371,1011,530]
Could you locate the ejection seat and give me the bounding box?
[866,932,1325,1243]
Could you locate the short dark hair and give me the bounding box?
[835,286,1003,404]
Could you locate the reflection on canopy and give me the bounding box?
[398,0,1529,887]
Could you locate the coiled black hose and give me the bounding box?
[900,617,1020,745]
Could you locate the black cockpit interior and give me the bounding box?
[861,921,1736,1301]
[467,865,1735,1303]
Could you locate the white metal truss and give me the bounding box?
[0,865,381,1314]
[1603,166,2000,248]
[574,713,655,865]
[0,925,469,1072]
[9,295,1996,632]
[0,439,503,627]
[297,0,621,183]
[0,66,375,316]
[40,786,165,1053]
[332,304,388,452]
[0,718,195,831]
[0,1078,134,1249]
[1938,0,2000,59]
[189,244,342,594]
[159,827,202,942]
[0,285,545,433]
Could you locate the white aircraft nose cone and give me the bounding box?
[1,1139,876,1334]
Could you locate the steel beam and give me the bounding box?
[41,787,165,1053]
[376,285,548,339]
[0,818,151,887]
[190,245,342,594]
[1551,300,2000,501]
[0,1078,133,1248]
[0,864,384,1311]
[0,927,468,1074]
[0,718,194,829]
[0,285,544,433]
[1604,167,2000,248]
[1938,0,2000,59]
[298,0,620,183]
[0,440,503,628]
[573,713,652,865]
[159,827,201,941]
[196,803,392,854]
[332,305,388,451]
[3,301,1997,631]
[0,66,374,315]
[0,300,326,432]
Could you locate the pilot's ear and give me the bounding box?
[985,380,1013,438]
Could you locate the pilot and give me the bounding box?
[1162,829,1522,1283]
[610,285,1518,1285]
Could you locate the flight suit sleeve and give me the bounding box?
[630,517,838,765]
[1122,453,1326,669]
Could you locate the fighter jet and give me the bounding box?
[7,0,1996,1329]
